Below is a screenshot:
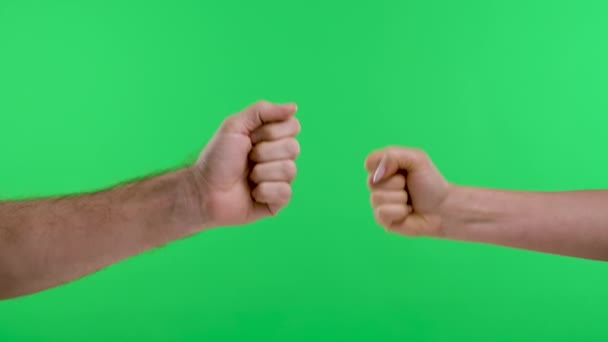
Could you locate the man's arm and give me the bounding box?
[0,101,300,299]
[0,168,204,299]
[439,187,608,260]
[365,147,608,261]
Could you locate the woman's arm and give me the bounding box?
[365,146,608,261]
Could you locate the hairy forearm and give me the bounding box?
[440,185,608,260]
[0,168,206,299]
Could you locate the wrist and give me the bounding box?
[178,167,214,231]
[437,184,509,241]
[436,184,475,239]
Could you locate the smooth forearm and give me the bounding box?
[439,185,608,260]
[0,167,206,299]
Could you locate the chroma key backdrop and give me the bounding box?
[1,0,608,341]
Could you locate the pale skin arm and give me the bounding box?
[439,187,608,260]
[0,101,301,300]
[365,147,608,261]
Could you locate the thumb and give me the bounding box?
[371,147,428,184]
[222,100,297,135]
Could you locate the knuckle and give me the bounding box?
[386,145,402,155]
[283,160,297,180]
[221,116,238,131]
[286,139,300,157]
[291,118,302,135]
[254,100,271,109]
[370,192,382,206]
[376,207,388,222]
[279,184,292,202]
[250,100,271,118]
[412,148,429,164]
[373,208,382,223]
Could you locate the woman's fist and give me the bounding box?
[365,147,451,237]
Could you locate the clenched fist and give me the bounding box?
[365,147,451,237]
[191,101,300,227]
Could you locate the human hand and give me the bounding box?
[192,101,300,227]
[365,147,451,237]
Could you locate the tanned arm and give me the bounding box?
[0,169,203,299]
[0,101,301,299]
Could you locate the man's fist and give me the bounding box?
[192,101,300,227]
[365,147,451,237]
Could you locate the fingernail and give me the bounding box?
[372,155,387,184]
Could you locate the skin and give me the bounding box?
[0,101,300,300]
[365,147,608,261]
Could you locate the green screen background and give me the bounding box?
[1,0,608,340]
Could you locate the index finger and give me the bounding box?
[222,101,298,135]
[364,149,385,172]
